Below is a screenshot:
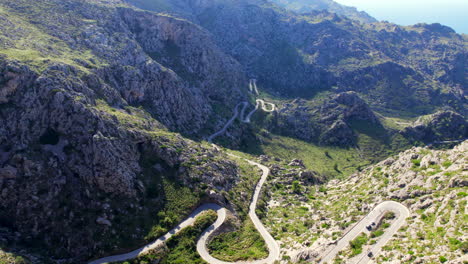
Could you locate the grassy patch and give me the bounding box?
[207,219,268,261]
[225,157,263,218]
[0,0,108,73]
[349,233,369,257]
[113,210,217,264]
[247,134,369,178]
[145,179,202,241]
[0,249,29,264]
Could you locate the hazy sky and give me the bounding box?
[334,0,468,34]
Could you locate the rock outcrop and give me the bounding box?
[401,110,468,144]
[0,0,251,262]
[138,0,468,115]
[0,0,466,263]
[275,92,381,146]
[0,57,243,259]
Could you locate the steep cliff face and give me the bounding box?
[0,56,246,261]
[127,0,467,115]
[0,0,248,134]
[0,0,254,262]
[118,7,247,113]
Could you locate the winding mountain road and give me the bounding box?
[208,82,276,142]
[319,201,410,264]
[207,102,248,143]
[243,99,276,123]
[249,79,259,95]
[88,203,226,264]
[196,156,280,264]
[89,80,408,264]
[90,83,279,263]
[89,153,280,264]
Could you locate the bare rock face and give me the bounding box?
[0,70,30,104]
[288,159,305,167]
[0,59,242,259]
[270,0,377,24]
[119,8,246,106]
[300,170,325,184]
[0,0,251,261]
[0,165,17,179]
[293,248,321,262]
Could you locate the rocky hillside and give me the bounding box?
[270,0,377,24]
[264,141,467,263]
[275,92,381,146]
[402,110,468,144]
[0,0,261,262]
[0,0,248,135]
[127,0,467,116]
[0,0,466,263]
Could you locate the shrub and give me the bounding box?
[349,233,368,257]
[411,159,421,167]
[441,161,452,168]
[333,163,341,173]
[370,230,384,238]
[292,181,302,194]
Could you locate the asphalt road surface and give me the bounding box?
[320,201,410,264]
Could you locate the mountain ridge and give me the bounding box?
[270,0,377,24]
[0,0,466,263]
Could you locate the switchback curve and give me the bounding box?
[319,201,410,264]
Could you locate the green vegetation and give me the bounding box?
[94,99,165,131]
[370,212,395,239]
[145,179,201,240]
[246,133,369,178]
[349,233,369,257]
[411,159,421,167]
[266,141,467,262]
[292,180,303,194]
[207,219,268,261]
[113,210,217,264]
[441,161,453,168]
[0,251,29,264]
[439,256,448,263]
[224,156,263,218]
[0,0,108,73]
[349,119,412,163]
